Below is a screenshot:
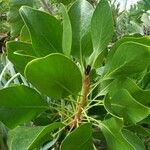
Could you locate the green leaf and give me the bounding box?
[122,129,146,150]
[68,0,94,58]
[7,41,36,75]
[0,85,48,129]
[60,123,94,150]
[8,0,34,37]
[25,53,82,99]
[20,25,31,42]
[101,117,145,150]
[105,36,150,72]
[8,122,64,150]
[125,125,150,137]
[91,0,113,53]
[103,42,150,78]
[60,3,72,57]
[104,89,150,124]
[19,6,63,56]
[107,78,150,105]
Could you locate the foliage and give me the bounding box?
[0,0,150,149]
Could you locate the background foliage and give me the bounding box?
[0,0,150,150]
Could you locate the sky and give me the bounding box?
[117,0,140,10]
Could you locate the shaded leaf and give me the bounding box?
[101,117,146,150]
[7,41,36,75]
[8,122,64,150]
[0,85,48,129]
[104,89,150,124]
[61,123,94,150]
[8,0,33,37]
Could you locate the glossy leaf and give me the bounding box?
[25,53,82,99]
[7,41,36,75]
[60,4,72,57]
[8,122,64,150]
[103,42,150,78]
[60,123,94,150]
[0,85,48,129]
[101,117,146,150]
[68,0,94,58]
[104,89,150,124]
[91,0,113,53]
[8,0,33,37]
[19,6,63,56]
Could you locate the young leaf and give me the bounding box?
[25,53,82,99]
[91,0,113,53]
[60,123,94,150]
[7,41,36,75]
[19,6,63,56]
[8,122,64,150]
[104,89,150,124]
[101,117,145,150]
[68,0,94,58]
[0,85,48,129]
[60,4,72,57]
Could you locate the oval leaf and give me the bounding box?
[101,117,145,150]
[61,123,94,150]
[0,85,48,129]
[104,89,150,124]
[8,122,64,150]
[60,4,72,57]
[19,6,63,56]
[104,42,150,78]
[25,53,82,99]
[68,0,94,58]
[91,0,113,52]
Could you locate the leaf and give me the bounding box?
[107,78,150,105]
[101,117,145,150]
[105,36,150,72]
[68,0,94,58]
[20,25,31,42]
[19,6,63,56]
[7,41,36,75]
[0,85,48,129]
[60,3,72,57]
[8,0,34,37]
[103,42,150,78]
[104,89,150,124]
[125,125,150,137]
[8,122,64,150]
[122,129,146,150]
[60,123,94,150]
[25,53,82,99]
[91,0,113,53]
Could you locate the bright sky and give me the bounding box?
[117,0,140,10]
